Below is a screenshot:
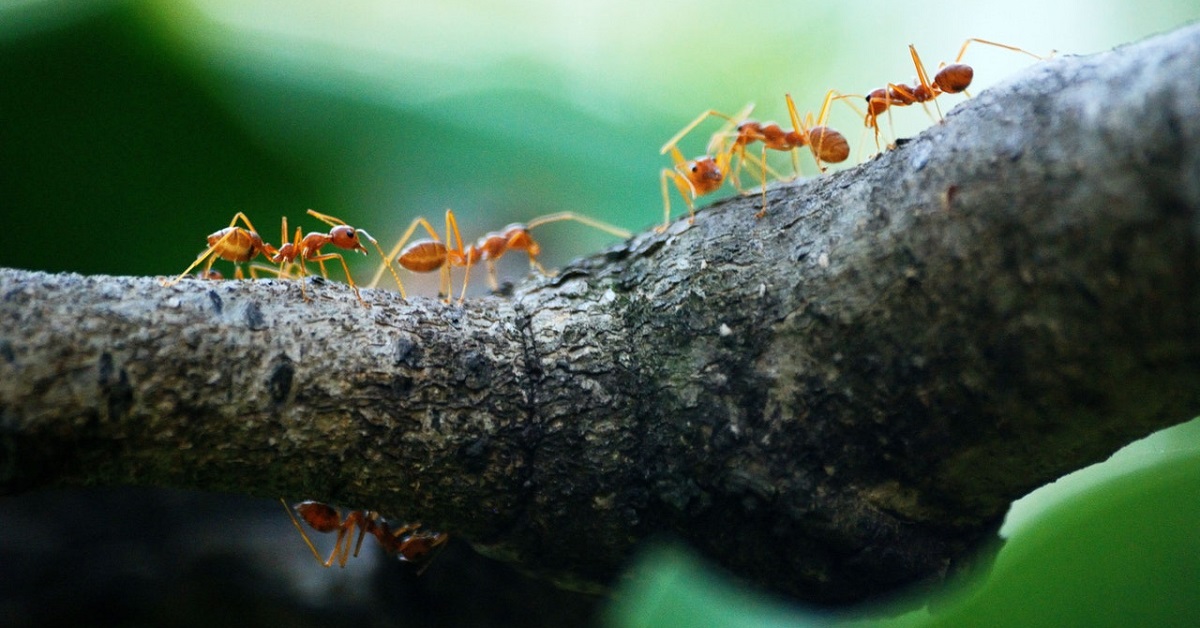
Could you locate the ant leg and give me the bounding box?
[347,227,400,298]
[908,46,945,119]
[716,140,748,194]
[304,208,346,228]
[661,105,752,156]
[163,231,236,286]
[442,209,468,302]
[791,95,840,173]
[659,167,687,231]
[457,257,473,304]
[702,102,755,156]
[227,211,262,237]
[351,512,376,559]
[281,498,334,567]
[307,252,366,306]
[331,524,352,567]
[729,145,774,217]
[248,263,285,279]
[305,208,404,298]
[368,216,443,294]
[525,212,632,239]
[799,96,851,169]
[880,82,921,142]
[163,211,263,286]
[755,143,768,216]
[785,93,816,171]
[826,91,872,161]
[663,168,698,228]
[955,38,1045,63]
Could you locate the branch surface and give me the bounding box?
[2,25,1199,603]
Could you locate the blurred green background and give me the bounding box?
[4,0,1197,289]
[2,0,1199,626]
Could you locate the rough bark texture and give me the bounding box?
[2,25,1199,604]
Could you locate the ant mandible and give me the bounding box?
[161,211,278,286]
[863,38,1045,147]
[281,499,448,574]
[368,210,630,302]
[658,103,754,230]
[267,209,395,307]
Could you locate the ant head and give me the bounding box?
[683,156,726,196]
[330,225,368,254]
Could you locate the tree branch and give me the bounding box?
[2,25,1199,603]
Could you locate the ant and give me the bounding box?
[162,212,278,286]
[281,499,448,574]
[267,209,396,306]
[368,210,630,302]
[368,209,468,301]
[467,212,631,291]
[663,92,850,218]
[863,38,1045,148]
[741,91,851,215]
[658,103,754,229]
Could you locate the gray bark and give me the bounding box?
[2,24,1199,603]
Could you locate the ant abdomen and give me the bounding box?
[935,63,974,93]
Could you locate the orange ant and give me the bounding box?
[743,91,851,215]
[367,209,467,301]
[267,209,396,306]
[664,92,850,218]
[281,499,448,574]
[162,212,279,286]
[467,212,631,291]
[863,38,1045,147]
[368,210,630,301]
[658,103,754,229]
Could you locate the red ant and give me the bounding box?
[367,209,467,301]
[738,91,851,215]
[467,212,631,291]
[162,212,278,286]
[663,92,851,218]
[658,103,754,229]
[863,38,1045,147]
[281,499,448,574]
[267,209,394,306]
[368,210,630,301]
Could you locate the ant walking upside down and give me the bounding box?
[281,499,449,574]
